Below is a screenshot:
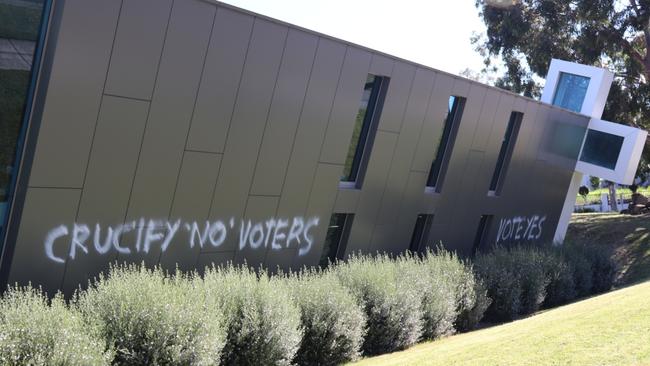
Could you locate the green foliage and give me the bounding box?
[334,254,423,355]
[0,287,110,366]
[200,265,302,366]
[76,265,225,366]
[590,176,601,189]
[578,186,590,201]
[285,269,366,366]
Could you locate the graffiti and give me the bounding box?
[44,216,319,264]
[495,214,546,244]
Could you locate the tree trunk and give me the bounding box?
[609,183,618,211]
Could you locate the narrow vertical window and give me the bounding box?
[319,213,354,266]
[472,215,492,255]
[489,112,523,195]
[408,214,433,253]
[426,96,466,192]
[341,74,389,187]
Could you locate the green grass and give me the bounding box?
[350,280,650,365]
[0,3,42,41]
[566,213,650,286]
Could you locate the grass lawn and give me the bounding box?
[351,280,650,365]
[566,212,650,286]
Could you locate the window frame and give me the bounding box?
[408,214,433,253]
[488,111,523,195]
[319,213,354,267]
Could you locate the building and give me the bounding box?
[0,0,645,294]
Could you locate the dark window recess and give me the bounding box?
[319,213,354,267]
[408,214,433,253]
[579,129,624,170]
[426,96,466,192]
[472,215,492,255]
[489,111,523,194]
[341,74,389,186]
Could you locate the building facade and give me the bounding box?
[1,0,598,294]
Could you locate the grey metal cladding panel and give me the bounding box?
[28,0,121,188]
[452,78,471,98]
[61,96,149,293]
[234,196,280,268]
[186,7,254,153]
[375,68,436,228]
[293,163,342,267]
[470,89,501,151]
[411,73,455,172]
[250,29,319,196]
[345,131,398,253]
[377,62,417,133]
[104,0,172,100]
[8,188,81,294]
[391,171,429,247]
[266,248,298,275]
[318,47,372,164]
[276,38,346,217]
[126,0,215,223]
[208,19,288,237]
[369,53,394,77]
[478,93,516,192]
[158,151,222,272]
[197,251,235,275]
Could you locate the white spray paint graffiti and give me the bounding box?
[495,215,546,244]
[44,217,319,264]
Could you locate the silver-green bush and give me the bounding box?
[334,254,423,355]
[76,265,225,366]
[285,269,366,365]
[200,264,302,366]
[0,287,110,366]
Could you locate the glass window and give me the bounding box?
[426,96,465,192]
[1,0,49,236]
[489,112,523,194]
[341,74,388,186]
[472,215,492,255]
[552,72,590,113]
[319,213,354,267]
[579,129,624,170]
[408,214,433,253]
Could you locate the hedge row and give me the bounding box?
[474,243,617,322]
[0,249,487,366]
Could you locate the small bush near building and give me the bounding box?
[334,254,423,355]
[0,287,110,366]
[200,265,302,366]
[285,269,366,366]
[76,265,225,366]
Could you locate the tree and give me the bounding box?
[473,0,650,178]
[579,185,590,204]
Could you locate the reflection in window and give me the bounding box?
[0,0,47,234]
[341,74,388,187]
[579,129,624,170]
[489,112,523,194]
[319,213,354,267]
[552,72,590,113]
[408,214,433,253]
[426,96,465,192]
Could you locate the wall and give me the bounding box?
[3,0,589,294]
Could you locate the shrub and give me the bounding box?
[285,269,365,366]
[0,287,110,366]
[76,265,225,366]
[541,251,576,307]
[334,254,422,355]
[415,249,486,338]
[455,278,491,331]
[563,243,616,294]
[200,264,302,366]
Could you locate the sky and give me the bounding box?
[220,0,488,76]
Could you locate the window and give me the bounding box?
[579,129,624,170]
[552,72,590,113]
[426,96,466,192]
[341,74,389,187]
[489,112,523,194]
[319,213,354,266]
[1,0,50,238]
[472,215,492,255]
[408,214,433,253]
